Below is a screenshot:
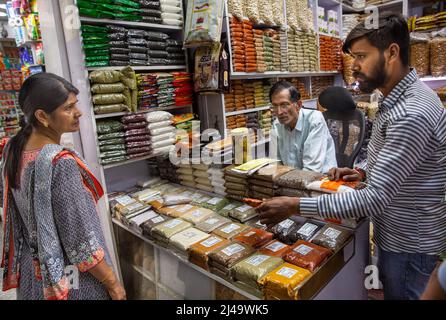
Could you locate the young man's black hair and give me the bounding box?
[269,80,301,103]
[343,12,410,66]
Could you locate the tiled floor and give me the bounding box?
[0,222,17,300]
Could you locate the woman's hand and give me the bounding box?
[103,275,127,300]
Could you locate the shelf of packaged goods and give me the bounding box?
[94,104,193,119]
[225,105,271,117]
[111,218,261,300]
[421,76,446,82]
[318,32,341,39]
[102,154,158,170]
[337,0,404,12]
[87,65,187,72]
[79,16,183,31]
[231,71,340,80]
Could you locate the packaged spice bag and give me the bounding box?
[283,240,332,272]
[189,236,231,270]
[229,204,258,222]
[194,43,221,92]
[231,253,283,288]
[270,219,301,245]
[195,214,232,233]
[259,262,312,300]
[169,227,210,253]
[259,240,292,258]
[276,170,324,190]
[410,33,430,77]
[293,221,322,242]
[311,224,351,251]
[212,222,250,239]
[208,242,256,270]
[234,228,274,248]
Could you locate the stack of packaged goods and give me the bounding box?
[234,228,274,249]
[243,19,257,73]
[173,113,195,142]
[189,236,231,270]
[226,115,237,130]
[177,163,195,188]
[229,204,259,223]
[249,164,294,200]
[155,73,175,107]
[233,80,245,111]
[258,0,274,25]
[342,14,360,40]
[253,81,267,107]
[279,30,289,71]
[224,165,250,201]
[97,120,128,165]
[244,81,255,110]
[287,30,298,72]
[259,239,292,258]
[192,163,215,193]
[286,0,299,31]
[169,227,210,258]
[311,76,334,98]
[287,78,310,100]
[297,31,318,72]
[236,115,247,128]
[259,109,272,137]
[151,218,193,248]
[271,30,281,72]
[227,0,244,20]
[90,70,131,115]
[275,169,324,197]
[224,88,236,113]
[202,137,233,165]
[172,72,193,106]
[159,0,183,27]
[263,80,272,105]
[165,39,186,65]
[137,73,159,110]
[254,29,266,73]
[263,30,274,72]
[243,0,260,24]
[122,113,152,159]
[81,24,110,68]
[145,111,176,155]
[272,0,285,26]
[319,35,343,72]
[155,156,180,183]
[230,17,245,72]
[77,0,143,23]
[138,0,162,24]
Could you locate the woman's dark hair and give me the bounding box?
[269,80,301,103]
[342,12,410,66]
[3,72,79,188]
[318,86,356,113]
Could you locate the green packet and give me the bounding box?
[98,138,125,146]
[96,120,124,134]
[81,24,108,34]
[114,13,142,21]
[79,8,114,19]
[113,0,140,8]
[86,55,110,62]
[85,49,109,56]
[83,43,110,50]
[97,131,125,141]
[86,61,109,67]
[101,155,129,165]
[100,144,126,152]
[99,4,139,13]
[100,150,127,158]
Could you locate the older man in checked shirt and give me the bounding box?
[257,12,446,300]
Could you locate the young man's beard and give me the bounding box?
[353,54,388,94]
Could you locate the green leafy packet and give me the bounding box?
[83,43,110,50]
[98,131,126,141]
[86,55,110,62]
[99,4,139,13]
[114,13,142,21]
[86,60,109,67]
[96,120,124,134]
[93,104,130,114]
[98,138,125,146]
[81,25,108,34]
[113,0,140,8]
[100,150,127,158]
[79,8,114,19]
[101,155,129,165]
[100,144,127,152]
[85,48,110,56]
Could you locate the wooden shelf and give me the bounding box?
[94,104,193,119]
[80,16,183,31]
[87,65,187,72]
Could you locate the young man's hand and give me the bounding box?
[327,167,362,182]
[256,197,300,228]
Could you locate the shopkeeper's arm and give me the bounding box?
[258,114,434,224]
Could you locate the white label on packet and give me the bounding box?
[298,223,318,237]
[151,216,165,224]
[294,244,313,256]
[323,227,342,240]
[177,204,193,213]
[205,218,220,225]
[222,204,236,211]
[246,255,269,267]
[220,223,241,234]
[201,237,222,248]
[276,267,298,279]
[164,219,183,229]
[208,197,222,205]
[115,195,135,206]
[279,219,294,229]
[222,244,244,256]
[237,205,252,213]
[266,241,287,252]
[182,231,198,239]
[124,202,144,212]
[244,231,256,237]
[191,210,205,218]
